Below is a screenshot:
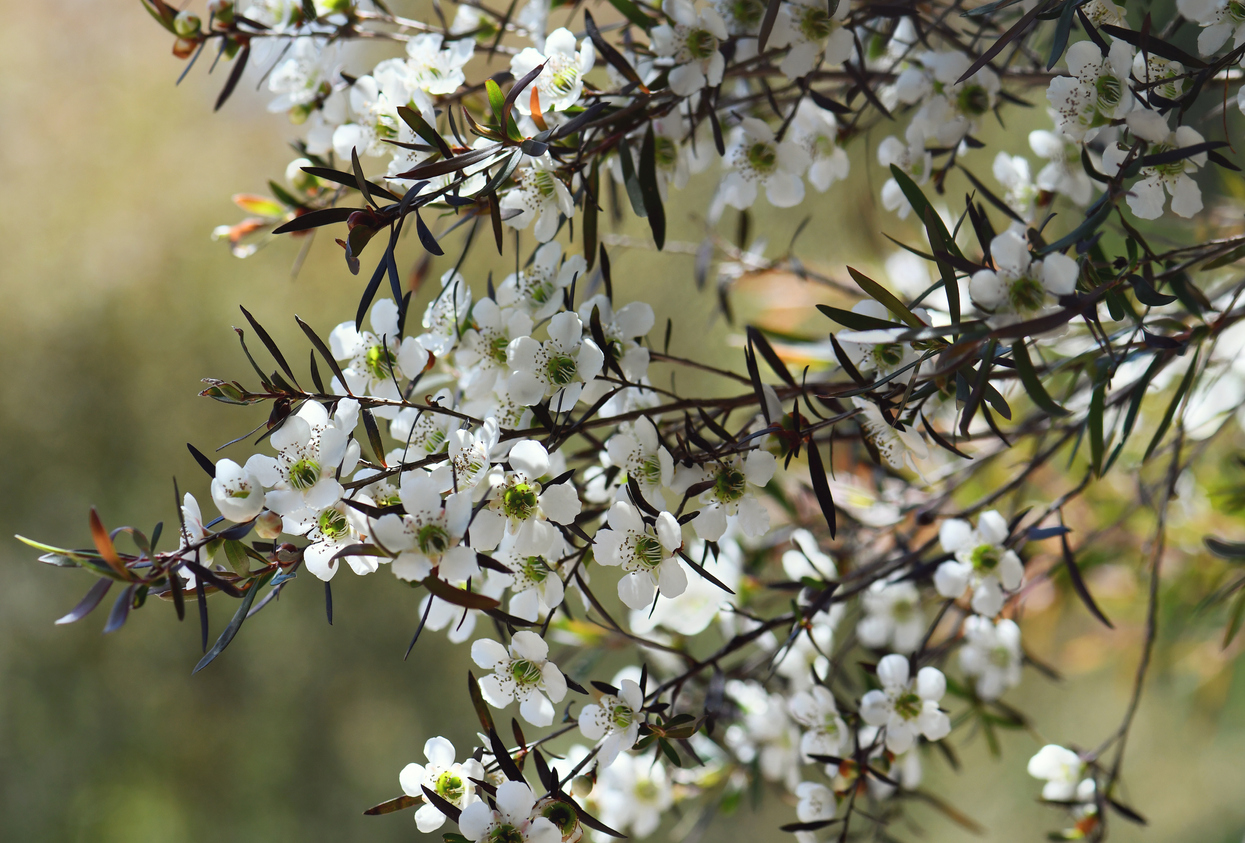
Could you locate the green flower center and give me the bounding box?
[653,135,678,169]
[1147,142,1187,178]
[1095,73,1122,109]
[522,555,551,583]
[542,801,579,835]
[873,343,904,368]
[503,483,539,520]
[988,645,1012,669]
[610,702,635,729]
[745,141,777,174]
[1008,273,1047,313]
[549,66,580,97]
[970,543,1000,572]
[318,508,350,540]
[288,458,321,492]
[365,344,397,381]
[957,83,990,117]
[633,535,665,568]
[713,466,747,503]
[894,690,922,720]
[729,0,765,28]
[798,5,834,41]
[546,354,578,386]
[490,334,510,364]
[685,28,718,60]
[510,658,543,685]
[489,824,525,843]
[435,771,464,803]
[530,168,558,199]
[892,598,915,623]
[417,523,450,556]
[638,454,665,487]
[424,428,448,455]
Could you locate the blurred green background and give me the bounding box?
[3,2,1245,841]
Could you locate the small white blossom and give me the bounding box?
[471,630,568,726]
[789,686,849,762]
[472,439,582,554]
[211,458,266,522]
[859,655,951,753]
[651,0,729,96]
[372,471,477,582]
[935,510,1024,617]
[510,27,595,114]
[959,615,1023,700]
[399,737,486,832]
[458,780,562,843]
[507,311,605,410]
[595,501,687,609]
[1102,113,1205,220]
[858,579,925,654]
[498,241,587,321]
[1046,40,1134,142]
[681,449,777,541]
[1027,744,1089,802]
[578,677,644,767]
[501,157,576,243]
[968,230,1079,326]
[717,117,811,210]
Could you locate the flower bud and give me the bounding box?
[172,37,198,59]
[286,158,317,193]
[571,775,593,798]
[254,510,284,540]
[173,10,201,37]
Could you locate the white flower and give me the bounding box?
[447,419,502,494]
[595,501,687,609]
[402,33,474,96]
[959,615,1023,700]
[858,579,925,653]
[606,417,673,497]
[303,500,376,580]
[176,493,214,588]
[859,655,951,753]
[596,753,675,837]
[578,677,644,767]
[1132,52,1186,104]
[724,680,803,790]
[457,300,536,398]
[372,471,477,582]
[717,117,811,210]
[458,780,562,843]
[993,152,1038,219]
[332,74,407,159]
[390,388,457,456]
[853,398,929,475]
[399,736,486,832]
[773,0,854,80]
[1046,40,1134,142]
[1102,116,1205,220]
[834,300,922,378]
[897,51,1000,147]
[471,440,580,555]
[1027,744,1086,802]
[471,631,568,726]
[1185,0,1245,52]
[577,294,655,383]
[683,449,777,541]
[510,27,595,114]
[211,458,266,522]
[935,510,1024,617]
[267,37,332,114]
[501,157,575,243]
[877,124,932,219]
[651,0,728,96]
[418,270,473,357]
[630,538,742,636]
[968,230,1079,326]
[795,781,838,827]
[498,241,587,321]
[1030,128,1093,206]
[507,311,605,410]
[329,298,428,416]
[792,100,851,192]
[495,531,568,621]
[247,399,358,528]
[789,686,849,762]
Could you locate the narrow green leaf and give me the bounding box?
[1143,351,1198,460]
[638,124,666,250]
[1010,341,1069,416]
[846,266,923,329]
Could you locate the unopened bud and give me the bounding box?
[571,776,593,798]
[172,37,198,59]
[255,510,284,540]
[173,10,201,37]
[286,157,317,193]
[207,0,234,16]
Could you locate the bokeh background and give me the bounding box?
[3,2,1245,841]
